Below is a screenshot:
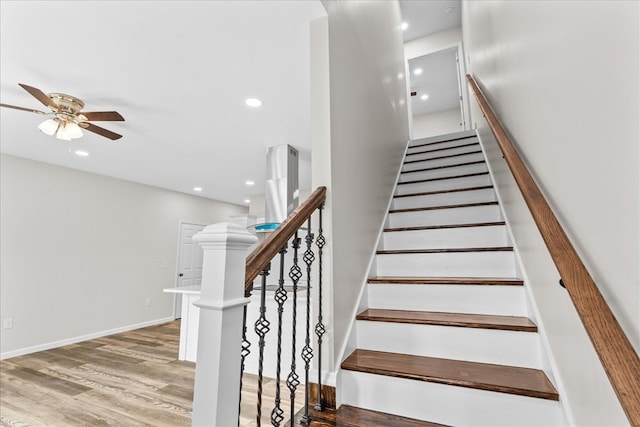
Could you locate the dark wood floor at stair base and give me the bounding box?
[367,276,524,286]
[357,309,538,332]
[342,349,559,401]
[299,405,450,427]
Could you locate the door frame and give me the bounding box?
[173,221,207,319]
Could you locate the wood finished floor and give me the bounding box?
[0,320,304,426]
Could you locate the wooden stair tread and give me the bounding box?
[341,349,559,400]
[367,277,524,286]
[394,185,494,198]
[306,405,450,427]
[357,309,537,332]
[385,222,506,232]
[409,135,477,150]
[406,142,479,157]
[389,201,497,213]
[377,247,513,255]
[404,150,483,164]
[397,172,489,185]
[401,160,486,174]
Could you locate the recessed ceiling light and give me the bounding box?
[245,180,255,186]
[193,187,203,192]
[421,94,429,100]
[245,98,262,107]
[401,22,408,31]
[244,199,251,204]
[74,150,89,157]
[445,6,453,14]
[414,68,423,75]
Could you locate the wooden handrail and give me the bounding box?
[245,186,327,289]
[467,74,640,426]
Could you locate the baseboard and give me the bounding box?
[0,316,175,360]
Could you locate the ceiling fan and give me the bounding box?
[0,83,125,141]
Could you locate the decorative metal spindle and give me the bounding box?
[238,283,253,426]
[314,205,326,411]
[271,245,288,427]
[286,235,302,426]
[300,218,315,424]
[255,264,271,427]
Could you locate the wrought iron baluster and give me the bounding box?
[300,218,315,424]
[238,283,253,426]
[314,205,326,411]
[255,264,271,427]
[286,235,302,426]
[271,245,288,427]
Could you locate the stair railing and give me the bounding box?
[467,74,640,426]
[190,186,327,426]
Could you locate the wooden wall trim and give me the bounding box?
[467,74,640,426]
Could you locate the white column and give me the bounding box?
[190,222,258,427]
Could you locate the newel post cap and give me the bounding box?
[192,222,258,249]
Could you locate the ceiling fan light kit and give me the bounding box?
[1,83,125,141]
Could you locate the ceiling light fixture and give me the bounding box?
[74,150,89,157]
[414,68,423,75]
[421,94,429,100]
[193,187,203,192]
[245,180,255,186]
[401,22,408,31]
[38,118,84,140]
[245,98,262,107]
[244,199,251,204]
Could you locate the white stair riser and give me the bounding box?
[340,371,566,427]
[356,321,542,369]
[392,188,497,210]
[387,204,502,227]
[383,226,509,250]
[375,251,516,277]
[395,174,492,195]
[405,144,481,162]
[408,137,478,153]
[367,284,526,316]
[399,162,488,182]
[403,152,485,172]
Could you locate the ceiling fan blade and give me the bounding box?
[18,84,58,110]
[0,103,47,114]
[80,111,125,121]
[81,122,122,140]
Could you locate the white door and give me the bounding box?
[175,223,205,318]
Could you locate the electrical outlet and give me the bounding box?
[145,298,152,307]
[3,318,13,329]
[160,260,168,269]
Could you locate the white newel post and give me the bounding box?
[190,222,258,427]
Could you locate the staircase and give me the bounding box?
[338,131,567,426]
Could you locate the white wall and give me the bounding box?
[404,27,462,60]
[312,1,409,372]
[412,108,462,139]
[463,1,638,425]
[0,154,248,358]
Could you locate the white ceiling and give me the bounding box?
[399,0,462,42]
[1,1,462,206]
[0,1,325,206]
[399,0,462,117]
